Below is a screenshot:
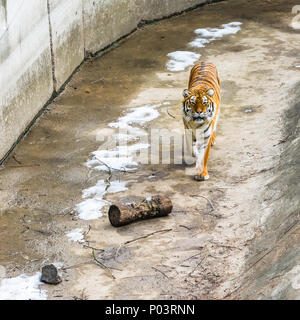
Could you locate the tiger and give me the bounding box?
[182,61,220,181]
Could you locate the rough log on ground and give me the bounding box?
[108,195,173,227]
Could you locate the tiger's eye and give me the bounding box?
[190,96,196,105]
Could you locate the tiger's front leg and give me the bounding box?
[211,130,216,146]
[183,118,196,164]
[194,135,212,181]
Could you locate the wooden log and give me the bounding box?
[108,195,173,227]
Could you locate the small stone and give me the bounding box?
[41,264,62,285]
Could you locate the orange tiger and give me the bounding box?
[182,61,220,181]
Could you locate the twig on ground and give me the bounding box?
[92,249,116,279]
[188,256,206,277]
[83,225,91,236]
[123,228,172,246]
[95,157,127,174]
[94,156,128,191]
[83,244,104,252]
[181,252,202,263]
[191,194,214,211]
[152,266,170,279]
[166,109,176,119]
[12,155,22,165]
[187,246,208,277]
[210,241,242,251]
[61,260,93,271]
[179,224,193,230]
[116,228,172,258]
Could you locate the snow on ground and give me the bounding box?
[66,228,85,243]
[0,273,47,300]
[190,22,242,47]
[166,51,201,72]
[76,104,164,220]
[166,22,242,71]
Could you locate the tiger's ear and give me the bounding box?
[183,89,190,98]
[207,88,214,97]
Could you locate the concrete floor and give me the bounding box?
[0,0,299,299]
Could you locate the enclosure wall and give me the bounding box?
[0,0,211,161]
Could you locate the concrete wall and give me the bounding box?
[0,0,212,162]
[0,0,53,162]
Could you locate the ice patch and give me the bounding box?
[66,228,84,243]
[77,180,131,220]
[89,143,150,172]
[111,105,161,126]
[166,51,201,72]
[77,103,162,220]
[194,22,242,38]
[0,273,47,300]
[165,22,242,72]
[189,22,242,48]
[90,153,137,172]
[77,198,108,220]
[189,37,211,48]
[82,180,129,198]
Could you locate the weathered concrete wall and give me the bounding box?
[0,0,53,162]
[83,0,208,54]
[141,0,208,20]
[48,0,84,89]
[0,0,213,162]
[83,0,140,54]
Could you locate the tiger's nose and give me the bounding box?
[195,112,206,119]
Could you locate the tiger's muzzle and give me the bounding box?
[193,111,207,122]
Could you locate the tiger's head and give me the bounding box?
[182,88,215,125]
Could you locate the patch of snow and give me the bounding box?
[112,105,161,126]
[77,198,109,220]
[189,22,242,48]
[66,228,84,243]
[189,37,211,48]
[82,180,129,199]
[166,51,201,72]
[77,103,162,220]
[166,22,242,72]
[0,273,47,300]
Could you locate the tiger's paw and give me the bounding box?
[194,174,209,181]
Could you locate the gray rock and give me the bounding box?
[41,264,62,285]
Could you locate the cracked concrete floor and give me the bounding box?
[0,0,299,299]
